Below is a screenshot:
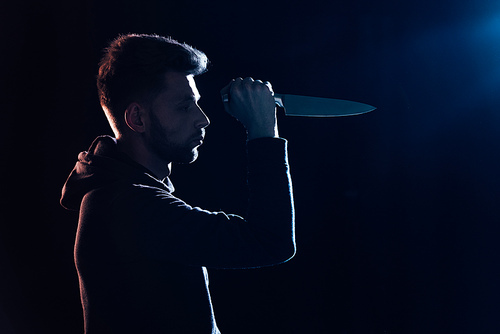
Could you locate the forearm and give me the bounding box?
[246,115,279,141]
[245,137,296,262]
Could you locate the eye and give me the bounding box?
[178,103,191,112]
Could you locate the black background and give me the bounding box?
[2,0,500,333]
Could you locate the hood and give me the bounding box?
[60,135,174,211]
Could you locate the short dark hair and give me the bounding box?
[97,33,208,134]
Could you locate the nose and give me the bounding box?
[195,105,210,129]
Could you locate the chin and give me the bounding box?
[174,149,199,165]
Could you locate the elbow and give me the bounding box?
[271,237,296,265]
[284,238,297,262]
[272,217,296,264]
[281,218,296,262]
[279,248,296,265]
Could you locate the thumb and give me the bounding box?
[220,81,232,103]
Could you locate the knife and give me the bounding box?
[222,93,376,117]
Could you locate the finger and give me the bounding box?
[253,79,273,93]
[264,81,274,94]
[242,77,254,85]
[220,78,241,103]
[229,77,244,100]
[220,81,231,99]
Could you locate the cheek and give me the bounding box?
[149,109,193,143]
[165,114,192,135]
[154,120,186,144]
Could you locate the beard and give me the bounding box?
[144,112,199,164]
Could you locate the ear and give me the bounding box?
[124,102,146,133]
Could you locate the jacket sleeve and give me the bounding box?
[112,137,295,269]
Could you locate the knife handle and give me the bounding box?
[221,94,285,108]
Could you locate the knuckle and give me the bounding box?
[243,77,254,85]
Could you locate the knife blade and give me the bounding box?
[275,94,375,117]
[222,93,376,117]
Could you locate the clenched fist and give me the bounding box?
[220,77,279,140]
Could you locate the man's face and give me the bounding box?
[144,71,210,164]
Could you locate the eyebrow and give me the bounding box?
[176,94,201,105]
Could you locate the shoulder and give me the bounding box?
[82,181,174,209]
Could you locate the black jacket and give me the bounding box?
[61,135,295,333]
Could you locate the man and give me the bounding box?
[61,33,295,333]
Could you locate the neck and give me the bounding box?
[116,135,172,179]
